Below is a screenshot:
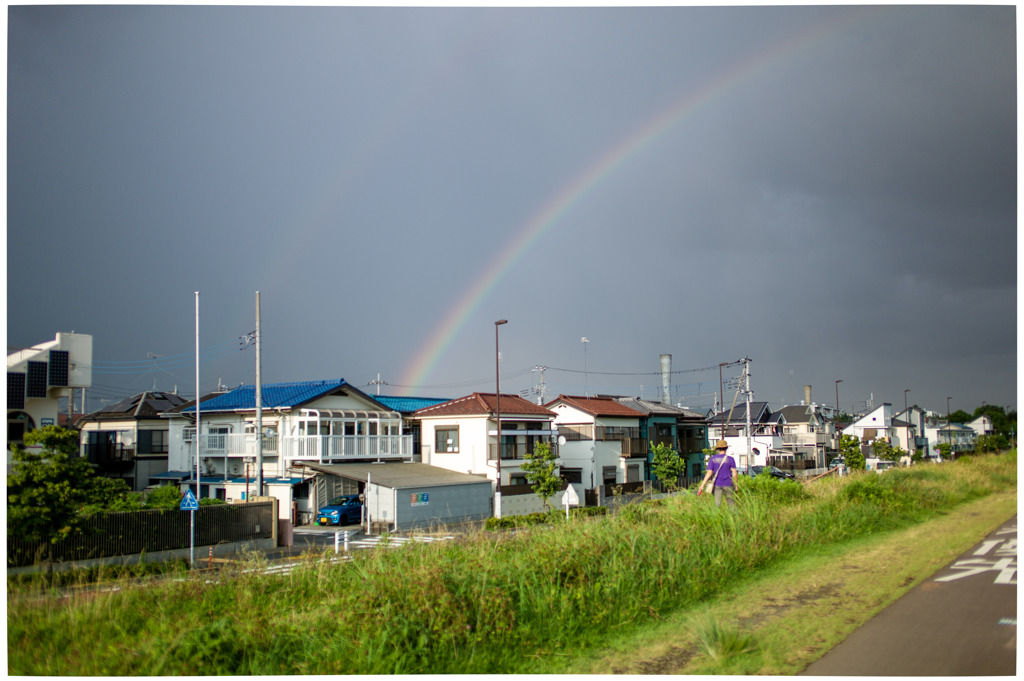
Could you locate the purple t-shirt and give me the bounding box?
[708,453,737,487]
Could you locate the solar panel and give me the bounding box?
[49,350,69,386]
[26,362,48,398]
[8,372,25,410]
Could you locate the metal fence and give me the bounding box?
[7,501,275,567]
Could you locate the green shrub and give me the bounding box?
[737,473,809,505]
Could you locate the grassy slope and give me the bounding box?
[562,488,1017,675]
[7,453,1017,675]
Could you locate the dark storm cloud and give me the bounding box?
[6,5,1015,414]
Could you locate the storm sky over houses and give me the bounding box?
[6,5,1017,416]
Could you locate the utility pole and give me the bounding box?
[369,373,387,396]
[532,365,548,405]
[255,291,264,497]
[743,358,752,465]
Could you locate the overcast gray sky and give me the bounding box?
[6,4,1017,416]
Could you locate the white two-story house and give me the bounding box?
[7,332,92,465]
[161,379,412,521]
[544,395,646,493]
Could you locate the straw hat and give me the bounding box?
[714,439,729,450]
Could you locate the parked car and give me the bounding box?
[748,465,796,480]
[317,495,363,526]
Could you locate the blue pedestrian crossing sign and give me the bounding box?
[180,489,199,511]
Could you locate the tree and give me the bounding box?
[650,441,687,491]
[7,426,131,559]
[948,409,973,424]
[871,438,904,463]
[840,434,865,470]
[520,441,561,512]
[976,433,1010,453]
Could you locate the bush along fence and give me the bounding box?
[7,501,275,567]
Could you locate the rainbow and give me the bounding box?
[397,11,863,395]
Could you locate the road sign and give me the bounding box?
[180,489,199,511]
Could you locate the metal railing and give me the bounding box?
[186,433,413,462]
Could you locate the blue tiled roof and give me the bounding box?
[374,395,451,413]
[182,379,349,412]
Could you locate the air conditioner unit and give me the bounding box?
[231,464,240,475]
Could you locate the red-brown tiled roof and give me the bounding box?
[413,392,555,418]
[544,395,645,418]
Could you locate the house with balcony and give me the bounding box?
[161,379,412,521]
[775,404,833,468]
[413,393,559,515]
[894,405,930,457]
[706,401,785,470]
[611,396,708,480]
[544,395,647,495]
[7,332,92,466]
[78,391,190,491]
[967,415,994,438]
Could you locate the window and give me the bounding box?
[509,474,528,486]
[7,411,35,446]
[435,426,459,453]
[560,468,582,484]
[602,466,617,485]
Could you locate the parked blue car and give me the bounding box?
[317,495,363,526]
[747,465,796,481]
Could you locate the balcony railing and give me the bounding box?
[620,438,648,458]
[83,443,135,463]
[488,441,559,461]
[186,433,413,463]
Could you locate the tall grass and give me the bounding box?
[7,452,1015,675]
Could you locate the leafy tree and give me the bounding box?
[7,426,130,559]
[972,405,1017,438]
[840,434,865,470]
[650,441,686,491]
[520,441,561,511]
[948,409,973,424]
[871,438,905,463]
[144,484,185,508]
[975,433,1009,453]
[936,443,951,460]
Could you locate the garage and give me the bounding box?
[301,462,493,533]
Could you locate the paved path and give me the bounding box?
[802,515,1017,676]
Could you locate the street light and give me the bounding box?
[947,396,953,457]
[581,337,590,397]
[495,320,508,518]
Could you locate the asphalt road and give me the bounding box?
[802,515,1017,676]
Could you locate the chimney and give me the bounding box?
[804,385,812,406]
[660,354,672,404]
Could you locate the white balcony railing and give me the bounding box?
[187,433,413,465]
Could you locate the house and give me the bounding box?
[775,404,834,468]
[413,392,560,516]
[611,396,708,480]
[7,332,92,465]
[706,401,784,469]
[161,379,412,522]
[372,394,451,463]
[967,415,994,438]
[78,391,191,491]
[841,403,917,468]
[924,418,976,457]
[544,395,646,493]
[893,405,930,457]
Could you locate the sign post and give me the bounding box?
[563,484,580,520]
[181,488,199,566]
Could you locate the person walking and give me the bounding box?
[700,439,738,508]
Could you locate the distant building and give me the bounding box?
[7,332,92,466]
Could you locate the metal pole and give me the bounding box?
[495,320,507,519]
[193,291,201,568]
[255,291,264,497]
[744,358,752,465]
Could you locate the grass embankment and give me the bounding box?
[7,452,1016,675]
